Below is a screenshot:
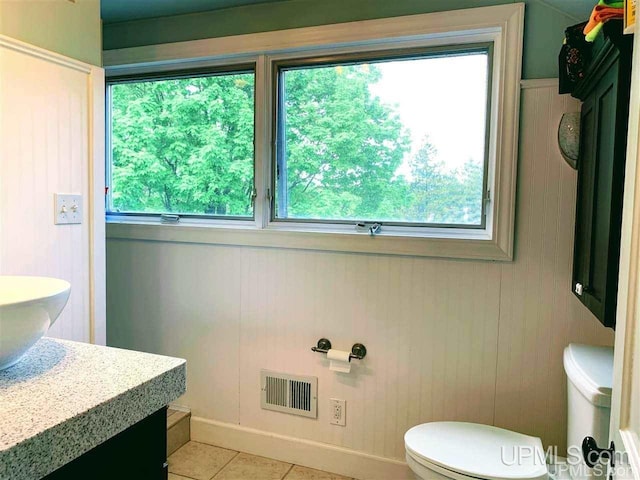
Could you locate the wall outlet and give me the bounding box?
[54,194,82,225]
[330,398,346,426]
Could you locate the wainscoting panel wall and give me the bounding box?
[494,82,610,450]
[106,81,614,465]
[0,36,105,343]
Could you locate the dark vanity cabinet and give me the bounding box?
[571,22,633,329]
[44,407,168,480]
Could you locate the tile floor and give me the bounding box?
[168,441,355,480]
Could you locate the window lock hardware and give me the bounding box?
[250,187,258,206]
[160,214,180,224]
[484,190,491,215]
[356,222,382,236]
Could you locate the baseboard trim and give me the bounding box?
[191,416,414,480]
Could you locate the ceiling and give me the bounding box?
[100,0,595,24]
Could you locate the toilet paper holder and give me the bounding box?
[311,338,367,361]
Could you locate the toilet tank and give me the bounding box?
[563,344,614,475]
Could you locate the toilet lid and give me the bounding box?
[405,422,548,480]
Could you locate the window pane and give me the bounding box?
[109,71,255,217]
[276,50,489,226]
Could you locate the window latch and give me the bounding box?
[356,222,382,236]
[482,190,492,219]
[160,214,180,224]
[250,187,258,206]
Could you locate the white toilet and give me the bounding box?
[405,344,614,480]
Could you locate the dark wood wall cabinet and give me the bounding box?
[571,21,633,329]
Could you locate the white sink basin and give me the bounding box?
[0,276,70,370]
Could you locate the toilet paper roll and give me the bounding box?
[327,349,351,373]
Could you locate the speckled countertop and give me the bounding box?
[0,337,186,480]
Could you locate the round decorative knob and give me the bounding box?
[351,343,367,359]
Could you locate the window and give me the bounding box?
[104,4,523,260]
[107,67,255,218]
[274,47,491,228]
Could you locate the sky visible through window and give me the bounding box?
[369,53,489,179]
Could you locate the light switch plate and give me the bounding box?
[54,194,82,225]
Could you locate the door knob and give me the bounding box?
[582,437,615,468]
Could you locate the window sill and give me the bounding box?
[106,219,513,261]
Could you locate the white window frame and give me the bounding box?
[104,3,524,261]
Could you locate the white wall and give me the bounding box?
[0,37,105,343]
[106,82,614,463]
[0,0,101,66]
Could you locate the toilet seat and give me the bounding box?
[405,422,548,480]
